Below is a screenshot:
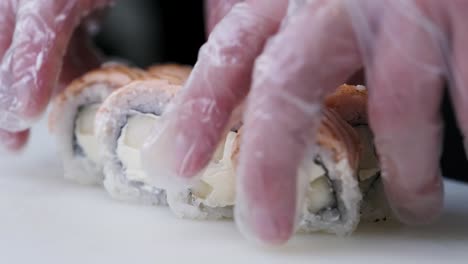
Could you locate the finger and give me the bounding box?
[0,2,35,152]
[57,25,103,94]
[204,0,244,35]
[142,0,288,188]
[235,2,361,244]
[365,3,446,225]
[0,129,30,152]
[0,0,110,132]
[447,3,468,162]
[0,0,15,56]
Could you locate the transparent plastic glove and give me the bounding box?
[205,0,244,35]
[0,129,29,153]
[143,0,463,244]
[0,0,109,151]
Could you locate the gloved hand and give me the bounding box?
[143,0,463,244]
[204,0,243,35]
[0,0,110,151]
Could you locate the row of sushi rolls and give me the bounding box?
[49,62,390,236]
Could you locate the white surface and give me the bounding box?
[1,120,468,264]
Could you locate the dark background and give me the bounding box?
[94,0,205,67]
[93,0,467,182]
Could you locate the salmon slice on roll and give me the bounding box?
[48,64,149,185]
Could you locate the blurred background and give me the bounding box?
[90,0,467,182]
[93,0,206,67]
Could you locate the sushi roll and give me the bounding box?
[95,79,182,205]
[48,64,148,184]
[94,64,192,204]
[165,85,389,235]
[296,84,388,235]
[323,85,389,225]
[296,107,364,235]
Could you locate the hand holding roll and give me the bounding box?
[141,0,466,244]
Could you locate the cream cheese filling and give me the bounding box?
[75,104,101,164]
[191,131,237,207]
[115,112,237,208]
[307,176,336,214]
[117,113,160,182]
[303,161,336,214]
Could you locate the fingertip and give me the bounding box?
[141,119,186,190]
[233,128,302,245]
[234,193,295,246]
[386,184,444,226]
[141,114,211,191]
[171,102,226,178]
[381,156,444,225]
[0,129,29,153]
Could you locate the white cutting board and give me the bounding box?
[1,119,468,264]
